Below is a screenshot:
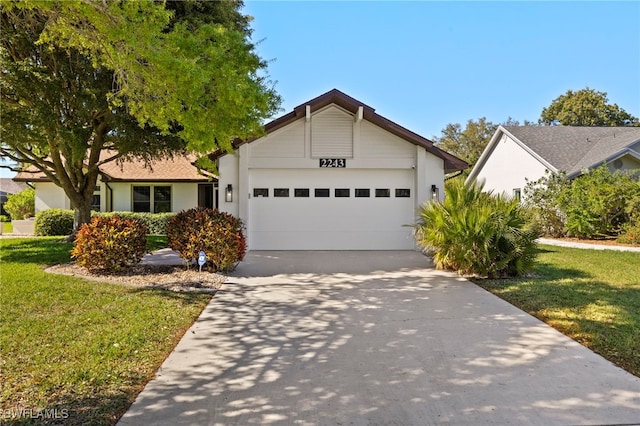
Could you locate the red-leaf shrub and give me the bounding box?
[71,216,148,273]
[167,208,246,272]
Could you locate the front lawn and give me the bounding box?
[0,237,212,425]
[474,245,640,377]
[2,221,12,234]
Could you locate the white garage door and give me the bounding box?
[248,169,416,250]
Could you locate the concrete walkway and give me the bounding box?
[538,237,640,252]
[119,251,640,425]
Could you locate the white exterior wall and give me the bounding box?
[609,155,640,174]
[109,182,198,212]
[35,180,198,213]
[34,182,69,212]
[474,134,549,196]
[218,104,446,250]
[110,182,132,211]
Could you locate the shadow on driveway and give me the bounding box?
[119,251,640,425]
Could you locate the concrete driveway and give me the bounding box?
[119,251,640,425]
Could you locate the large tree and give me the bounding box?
[539,87,638,126]
[0,0,280,232]
[433,117,499,168]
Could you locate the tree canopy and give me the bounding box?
[433,117,536,168]
[433,118,497,168]
[1,0,281,232]
[539,87,638,126]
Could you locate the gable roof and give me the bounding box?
[469,125,640,181]
[212,89,469,173]
[0,178,26,194]
[13,152,212,183]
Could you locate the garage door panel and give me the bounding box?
[250,230,415,250]
[248,169,416,250]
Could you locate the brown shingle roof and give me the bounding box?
[13,152,212,183]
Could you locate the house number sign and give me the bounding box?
[319,158,346,168]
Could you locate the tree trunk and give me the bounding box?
[73,200,92,234]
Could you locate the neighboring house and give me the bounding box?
[13,153,215,214]
[466,125,640,198]
[213,89,468,250]
[0,178,27,217]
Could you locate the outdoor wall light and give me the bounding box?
[431,184,439,200]
[225,184,233,202]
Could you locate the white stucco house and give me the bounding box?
[213,89,468,250]
[13,153,216,214]
[466,125,640,199]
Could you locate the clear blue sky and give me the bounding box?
[242,0,640,139]
[1,1,638,178]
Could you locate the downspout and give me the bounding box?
[105,182,113,212]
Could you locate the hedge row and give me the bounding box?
[71,208,245,273]
[34,210,175,236]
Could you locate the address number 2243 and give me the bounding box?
[319,158,346,168]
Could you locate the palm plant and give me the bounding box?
[415,179,540,278]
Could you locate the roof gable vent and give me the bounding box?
[311,106,353,158]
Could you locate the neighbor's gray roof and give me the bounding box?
[502,126,640,176]
[0,178,26,194]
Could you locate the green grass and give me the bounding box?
[473,244,640,377]
[2,221,12,234]
[146,235,168,252]
[0,237,211,425]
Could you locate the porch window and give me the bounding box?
[133,186,172,213]
[91,185,101,211]
[91,194,101,211]
[513,188,522,201]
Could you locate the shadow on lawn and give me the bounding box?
[1,237,168,267]
[4,390,133,426]
[0,238,73,265]
[475,260,640,377]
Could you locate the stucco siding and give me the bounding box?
[609,155,640,174]
[216,94,451,250]
[360,121,416,159]
[218,154,240,217]
[110,182,197,213]
[249,121,305,159]
[474,134,548,196]
[172,183,198,212]
[34,182,69,212]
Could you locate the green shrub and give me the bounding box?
[415,179,540,278]
[0,215,7,222]
[4,187,35,220]
[72,216,148,273]
[525,166,640,240]
[167,208,246,272]
[35,209,74,236]
[617,222,640,245]
[558,166,640,239]
[99,211,174,235]
[524,170,569,237]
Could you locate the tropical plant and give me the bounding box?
[167,208,246,272]
[415,179,540,278]
[3,187,35,220]
[617,222,640,245]
[72,216,148,272]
